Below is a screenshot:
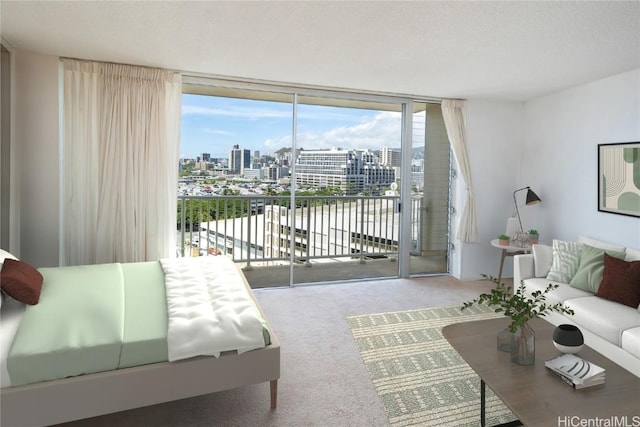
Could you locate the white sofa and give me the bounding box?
[513,236,640,378]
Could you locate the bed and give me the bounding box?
[0,252,280,427]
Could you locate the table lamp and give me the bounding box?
[513,186,541,231]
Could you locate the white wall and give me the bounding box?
[13,51,60,266]
[453,69,640,280]
[451,99,523,280]
[521,69,640,250]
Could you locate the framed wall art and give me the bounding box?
[598,142,640,217]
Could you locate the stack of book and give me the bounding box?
[545,354,606,389]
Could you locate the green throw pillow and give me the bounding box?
[546,240,582,283]
[569,244,626,293]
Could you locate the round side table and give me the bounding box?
[490,239,532,284]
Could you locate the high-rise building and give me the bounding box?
[295,148,395,194]
[229,144,251,175]
[263,165,290,181]
[380,148,401,167]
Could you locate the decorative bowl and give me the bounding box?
[552,324,584,353]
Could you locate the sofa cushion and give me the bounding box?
[521,278,592,305]
[595,254,640,309]
[569,244,626,293]
[546,240,581,283]
[564,296,640,346]
[577,236,626,253]
[621,327,640,359]
[532,244,552,277]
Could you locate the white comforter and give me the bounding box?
[159,256,267,362]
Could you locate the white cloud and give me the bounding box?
[202,128,235,136]
[264,135,292,149]
[263,111,402,151]
[182,104,367,122]
[182,104,289,120]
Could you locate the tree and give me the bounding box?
[177,199,213,231]
[179,161,196,177]
[177,190,250,231]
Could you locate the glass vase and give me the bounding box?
[497,327,511,352]
[511,322,535,365]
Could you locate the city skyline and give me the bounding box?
[180,94,403,160]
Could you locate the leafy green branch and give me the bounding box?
[462,274,574,333]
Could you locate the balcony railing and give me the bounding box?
[177,195,425,267]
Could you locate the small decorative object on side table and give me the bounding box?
[498,234,510,246]
[528,229,539,244]
[552,324,584,354]
[462,275,575,365]
[511,231,531,248]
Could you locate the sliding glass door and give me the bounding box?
[290,95,403,284]
[408,102,450,275]
[179,80,450,287]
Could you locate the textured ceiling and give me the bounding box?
[1,1,639,101]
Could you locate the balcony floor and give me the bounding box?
[242,255,448,288]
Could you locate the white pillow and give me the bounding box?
[546,239,582,283]
[532,244,553,277]
[625,248,640,262]
[0,249,18,265]
[577,236,625,253]
[0,249,19,310]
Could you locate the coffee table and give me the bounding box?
[443,316,640,427]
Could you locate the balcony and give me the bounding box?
[177,195,448,287]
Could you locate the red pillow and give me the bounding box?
[595,254,640,308]
[0,259,44,305]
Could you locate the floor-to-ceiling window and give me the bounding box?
[409,102,451,275]
[178,78,450,287]
[291,95,403,285]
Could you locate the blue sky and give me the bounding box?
[180,94,403,159]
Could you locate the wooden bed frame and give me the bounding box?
[0,267,280,427]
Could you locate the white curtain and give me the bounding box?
[62,59,181,265]
[441,99,480,243]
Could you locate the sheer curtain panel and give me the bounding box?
[62,59,181,265]
[441,99,479,243]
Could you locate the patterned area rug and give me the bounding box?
[347,305,518,426]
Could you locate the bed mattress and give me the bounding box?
[4,258,269,387]
[0,297,26,387]
[119,262,169,368]
[8,263,163,386]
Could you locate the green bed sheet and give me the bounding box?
[7,263,127,386]
[7,262,169,386]
[119,261,168,368]
[7,260,270,387]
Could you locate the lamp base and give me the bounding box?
[505,217,519,239]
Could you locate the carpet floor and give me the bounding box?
[55,276,510,427]
[347,305,518,426]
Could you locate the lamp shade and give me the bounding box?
[525,189,541,205]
